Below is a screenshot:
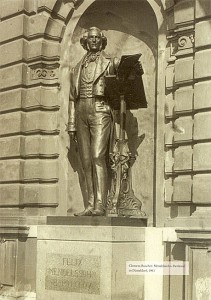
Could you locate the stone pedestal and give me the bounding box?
[36,218,152,300]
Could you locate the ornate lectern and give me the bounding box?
[105,54,147,217]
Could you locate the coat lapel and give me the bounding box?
[73,54,86,97]
[73,52,110,97]
[93,52,110,83]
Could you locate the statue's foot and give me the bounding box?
[92,208,106,216]
[74,207,93,216]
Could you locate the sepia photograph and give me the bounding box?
[0,0,211,299]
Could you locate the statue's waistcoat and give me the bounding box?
[72,51,111,100]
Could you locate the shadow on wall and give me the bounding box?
[67,139,89,210]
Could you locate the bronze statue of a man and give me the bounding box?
[68,27,118,216]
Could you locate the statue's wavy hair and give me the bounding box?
[80,27,107,51]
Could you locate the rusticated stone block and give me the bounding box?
[193,174,211,203]
[173,116,193,142]
[0,112,21,136]
[0,111,58,136]
[195,20,211,48]
[25,14,64,39]
[165,93,174,117]
[173,175,192,202]
[195,49,211,79]
[0,64,27,91]
[0,88,59,112]
[166,64,175,89]
[22,136,58,157]
[0,39,60,67]
[0,137,21,158]
[174,0,194,24]
[0,183,58,206]
[196,0,211,18]
[21,111,59,133]
[164,178,173,203]
[193,143,211,171]
[38,0,57,12]
[0,160,21,182]
[26,40,60,60]
[165,150,173,173]
[0,15,24,44]
[20,184,58,205]
[0,0,36,19]
[175,57,193,84]
[165,122,174,146]
[21,160,58,182]
[194,81,211,110]
[0,40,24,67]
[38,0,75,20]
[175,86,193,112]
[0,185,20,206]
[55,1,75,21]
[0,14,63,44]
[0,89,22,113]
[194,112,211,140]
[22,88,59,110]
[174,146,192,171]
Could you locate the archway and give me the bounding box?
[58,0,160,225]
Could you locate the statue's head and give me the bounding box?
[80,27,107,52]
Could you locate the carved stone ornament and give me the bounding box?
[30,63,59,80]
[178,33,194,50]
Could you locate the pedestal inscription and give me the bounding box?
[45,254,101,295]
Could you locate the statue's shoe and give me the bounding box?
[92,208,106,216]
[74,208,93,216]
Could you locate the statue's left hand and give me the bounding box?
[69,131,77,143]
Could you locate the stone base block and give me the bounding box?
[37,225,145,300]
[36,222,164,300]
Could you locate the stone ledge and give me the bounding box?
[37,225,146,242]
[47,216,148,227]
[0,225,29,236]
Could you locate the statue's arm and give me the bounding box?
[67,68,76,133]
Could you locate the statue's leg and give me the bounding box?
[90,110,111,216]
[74,101,94,216]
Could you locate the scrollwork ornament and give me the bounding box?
[178,36,189,48]
[31,67,58,80]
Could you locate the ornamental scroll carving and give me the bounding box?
[178,33,194,50]
[30,63,59,81]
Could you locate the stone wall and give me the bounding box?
[164,0,211,221]
[0,0,79,219]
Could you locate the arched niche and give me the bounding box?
[58,0,165,225]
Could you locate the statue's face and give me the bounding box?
[87,29,102,52]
